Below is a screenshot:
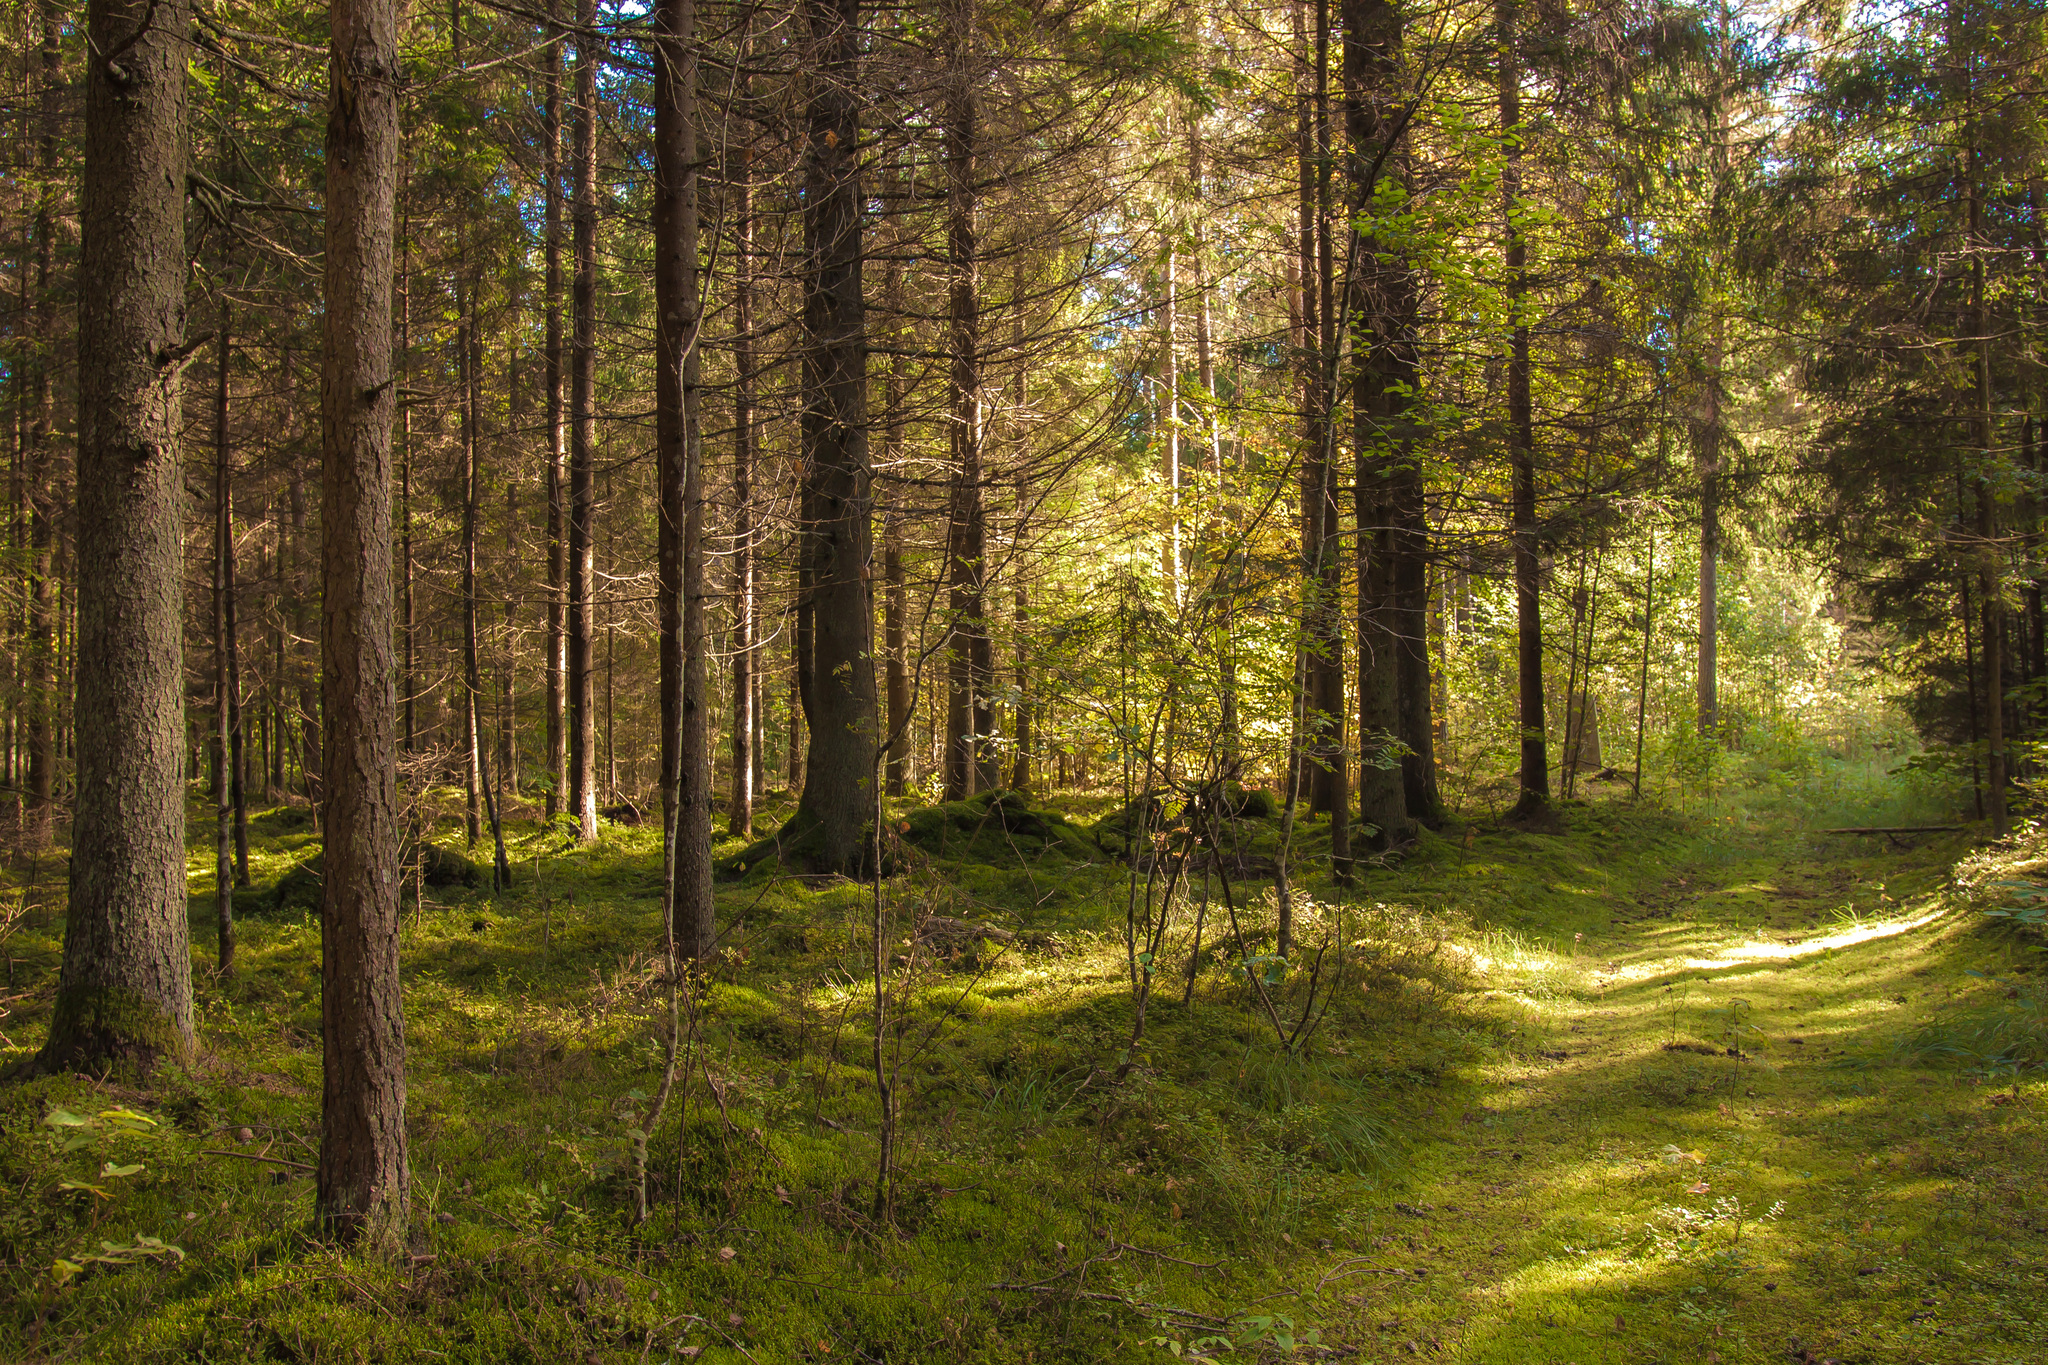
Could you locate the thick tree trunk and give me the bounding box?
[567,0,599,841]
[1345,0,1428,841]
[318,0,409,1251]
[655,0,715,957]
[790,0,877,872]
[36,0,197,1075]
[1500,0,1548,817]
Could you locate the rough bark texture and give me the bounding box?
[318,0,409,1252]
[567,0,599,842]
[655,0,715,958]
[789,0,877,874]
[1345,0,1420,846]
[36,0,197,1076]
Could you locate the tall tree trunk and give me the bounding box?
[1500,0,1548,818]
[399,223,417,755]
[1346,0,1427,842]
[214,310,236,975]
[1696,323,1721,739]
[882,257,910,798]
[567,0,599,841]
[24,0,59,838]
[728,133,756,836]
[655,0,714,957]
[943,14,991,802]
[1696,5,1732,741]
[543,0,566,819]
[36,0,197,1075]
[1163,247,1182,609]
[1192,123,1238,768]
[460,268,484,845]
[1299,0,1350,875]
[291,463,322,820]
[1967,98,2004,833]
[789,0,876,873]
[500,335,518,797]
[318,0,408,1251]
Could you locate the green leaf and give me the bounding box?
[45,1107,90,1128]
[99,1108,158,1130]
[101,1162,144,1179]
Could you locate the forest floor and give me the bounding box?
[2,787,2046,1363]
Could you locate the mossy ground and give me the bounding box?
[1,786,2044,1362]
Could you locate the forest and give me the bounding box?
[2,0,2047,1359]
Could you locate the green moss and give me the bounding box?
[36,983,194,1073]
[5,790,2046,1362]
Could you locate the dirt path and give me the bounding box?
[1325,840,2048,1365]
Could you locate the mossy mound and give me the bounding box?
[717,790,1095,880]
[719,806,881,880]
[260,842,485,916]
[1089,784,1282,860]
[897,789,1095,864]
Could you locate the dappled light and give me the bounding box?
[5,0,2048,1360]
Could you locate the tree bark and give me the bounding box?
[655,0,715,957]
[318,0,409,1251]
[882,257,910,798]
[1345,0,1423,844]
[1968,106,2004,833]
[36,0,197,1075]
[24,0,60,838]
[213,307,237,973]
[943,11,992,802]
[1299,0,1350,874]
[790,0,877,873]
[543,0,566,819]
[460,268,484,846]
[399,224,417,756]
[567,0,599,841]
[1500,0,1548,818]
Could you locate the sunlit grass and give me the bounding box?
[2,790,2045,1361]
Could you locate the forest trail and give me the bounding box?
[1331,833,2048,1365]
